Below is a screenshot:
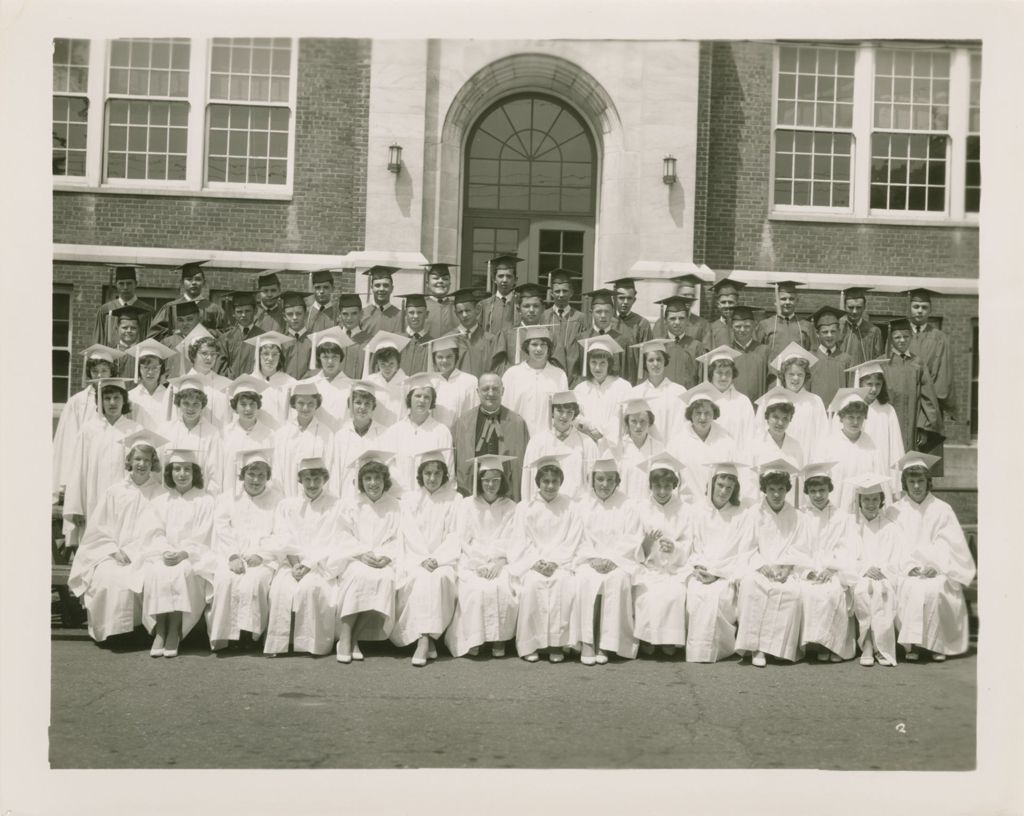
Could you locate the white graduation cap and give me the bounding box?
[577,333,624,377]
[119,428,169,454]
[630,338,669,379]
[827,387,870,415]
[755,385,795,411]
[513,323,557,364]
[849,473,887,496]
[362,331,411,378]
[166,446,201,466]
[403,372,440,394]
[238,447,273,470]
[308,326,356,370]
[696,345,742,367]
[896,451,941,472]
[166,374,206,394]
[470,453,516,498]
[424,333,462,373]
[757,456,800,477]
[845,357,888,381]
[802,460,838,480]
[769,342,819,375]
[81,343,126,364]
[244,330,296,377]
[636,452,688,489]
[223,373,271,399]
[683,381,723,407]
[126,339,175,361]
[588,456,619,474]
[355,449,396,469]
[297,456,329,474]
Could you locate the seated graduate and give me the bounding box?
[735,458,814,668]
[219,374,279,491]
[333,450,403,663]
[572,334,632,446]
[614,397,667,501]
[305,326,356,423]
[798,461,857,664]
[755,343,828,462]
[381,373,454,495]
[161,375,224,496]
[271,379,335,500]
[363,331,411,427]
[263,456,345,658]
[681,460,754,664]
[67,430,167,643]
[444,454,520,659]
[632,452,690,658]
[209,448,285,652]
[520,390,598,502]
[500,322,569,439]
[893,452,976,662]
[573,457,643,665]
[425,333,479,430]
[141,446,216,658]
[244,331,297,424]
[391,450,462,667]
[125,338,175,432]
[509,453,583,664]
[847,474,900,667]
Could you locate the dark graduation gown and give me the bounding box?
[361,303,404,336]
[455,325,498,379]
[618,312,653,386]
[882,352,945,473]
[399,331,434,376]
[148,297,227,341]
[451,406,530,501]
[425,296,459,339]
[341,327,373,380]
[305,301,339,334]
[709,316,733,349]
[93,298,154,346]
[281,331,311,380]
[908,325,955,418]
[652,330,702,389]
[255,303,286,333]
[478,293,518,337]
[219,323,265,379]
[809,348,855,409]
[652,314,711,352]
[756,313,814,362]
[731,340,769,403]
[569,324,637,388]
[839,315,883,368]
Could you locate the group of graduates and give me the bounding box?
[54,255,972,667]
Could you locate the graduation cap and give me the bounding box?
[905,287,940,302]
[108,264,139,282]
[490,254,523,268]
[224,374,271,399]
[620,397,655,417]
[637,451,687,481]
[337,293,363,310]
[398,293,428,309]
[229,290,258,308]
[845,358,888,380]
[527,451,570,473]
[471,453,516,498]
[126,339,175,362]
[297,456,329,474]
[802,460,838,481]
[769,342,818,375]
[403,372,440,394]
[177,260,208,279]
[513,323,555,363]
[696,345,742,367]
[810,305,845,327]
[755,385,795,411]
[257,270,282,289]
[549,390,579,409]
[363,331,411,377]
[632,339,669,356]
[712,276,746,295]
[888,317,913,334]
[589,457,620,474]
[707,459,746,479]
[451,287,484,305]
[583,288,615,305]
[668,273,704,291]
[290,379,322,398]
[237,447,274,472]
[683,381,723,407]
[280,290,310,310]
[656,295,694,312]
[773,279,804,293]
[310,268,334,286]
[309,326,356,369]
[414,448,452,469]
[181,323,214,348]
[175,300,200,318]
[896,451,941,472]
[348,379,378,397]
[513,281,546,300]
[362,265,400,280]
[424,333,462,373]
[757,457,799,477]
[120,428,169,454]
[244,330,295,352]
[828,387,870,414]
[91,376,132,412]
[578,333,624,376]
[849,473,887,496]
[841,285,871,300]
[355,449,396,468]
[606,277,638,292]
[166,374,206,394]
[166,447,202,466]
[731,306,757,322]
[423,262,455,276]
[80,343,125,364]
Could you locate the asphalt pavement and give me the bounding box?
[49,629,976,770]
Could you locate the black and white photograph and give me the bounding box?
[1,0,1021,813]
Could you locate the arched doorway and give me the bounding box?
[461,93,597,305]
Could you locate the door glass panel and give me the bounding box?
[470,227,523,291]
[538,229,586,308]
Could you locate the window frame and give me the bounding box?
[52,37,298,200]
[52,287,73,406]
[769,41,980,225]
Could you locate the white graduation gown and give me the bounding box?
[444,495,520,657]
[713,385,756,454]
[220,419,277,496]
[830,402,905,496]
[366,370,407,427]
[573,376,632,446]
[434,369,479,429]
[128,382,171,433]
[160,417,224,496]
[208,484,285,648]
[332,420,387,499]
[521,427,598,502]
[614,434,667,501]
[271,416,335,499]
[629,378,686,442]
[311,370,353,426]
[264,491,346,655]
[380,416,454,495]
[683,499,753,662]
[671,422,737,502]
[52,386,98,497]
[67,475,164,641]
[140,487,215,638]
[334,492,402,641]
[799,502,857,659]
[735,499,814,661]
[390,484,462,646]
[573,491,643,658]
[754,388,827,463]
[632,494,691,647]
[509,493,582,655]
[818,427,891,510]
[501,362,568,438]
[849,506,901,665]
[751,431,805,507]
[259,371,297,425]
[893,494,976,656]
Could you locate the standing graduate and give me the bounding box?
[477,254,521,337]
[451,287,499,380]
[500,324,569,438]
[243,330,297,425]
[335,294,375,380]
[892,453,976,661]
[844,359,905,491]
[493,283,567,375]
[254,270,287,333]
[161,375,224,495]
[651,275,711,351]
[755,342,828,462]
[904,288,955,418]
[573,458,643,665]
[305,326,356,423]
[444,455,520,659]
[423,262,460,340]
[125,339,175,432]
[270,380,335,499]
[729,306,770,403]
[218,291,265,380]
[614,397,668,501]
[381,374,454,495]
[885,318,945,473]
[93,264,154,345]
[520,391,598,502]
[391,450,462,666]
[509,454,583,663]
[569,289,637,386]
[697,345,756,453]
[628,340,687,443]
[397,293,435,376]
[750,388,805,506]
[838,286,883,368]
[756,280,814,362]
[428,334,479,429]
[363,330,411,427]
[219,375,278,492]
[544,269,588,379]
[808,305,855,409]
[305,268,341,334]
[332,381,388,500]
[209,448,285,651]
[819,388,890,509]
[673,383,739,500]
[148,261,226,340]
[360,265,405,336]
[277,291,314,381]
[573,334,632,446]
[707,277,745,348]
[652,294,703,388]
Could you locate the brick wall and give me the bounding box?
[53,39,371,255]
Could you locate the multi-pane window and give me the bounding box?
[53,291,72,403]
[207,38,293,185]
[774,46,855,208]
[52,39,90,176]
[53,37,296,194]
[965,53,981,213]
[772,43,980,220]
[538,230,585,308]
[469,227,521,291]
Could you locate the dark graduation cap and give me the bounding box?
[175,300,200,318]
[424,262,456,275]
[491,254,523,268]
[178,260,208,279]
[810,305,844,326]
[669,274,704,289]
[110,304,147,321]
[606,277,638,291]
[280,290,311,309]
[656,294,694,310]
[362,265,400,279]
[888,317,913,333]
[310,268,334,285]
[337,293,363,309]
[514,282,546,299]
[712,277,747,293]
[905,287,940,301]
[257,270,281,288]
[774,279,804,293]
[841,285,872,300]
[230,290,258,308]
[108,264,139,282]
[451,287,484,305]
[548,268,576,285]
[731,306,757,322]
[398,293,428,308]
[583,288,616,305]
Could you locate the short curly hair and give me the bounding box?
[416,459,449,488]
[759,471,792,493]
[802,475,834,494]
[123,443,159,472]
[164,462,204,490]
[100,384,132,415]
[187,336,219,364]
[764,402,795,422]
[534,463,565,488]
[358,461,392,495]
[230,391,263,411]
[289,392,323,410]
[685,398,721,422]
[174,387,208,409]
[405,386,437,409]
[900,466,933,495]
[711,472,740,506]
[649,469,679,490]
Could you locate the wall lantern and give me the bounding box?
[387,143,403,174]
[662,155,677,185]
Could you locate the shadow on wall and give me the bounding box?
[396,167,414,218]
[704,42,743,271]
[669,177,686,228]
